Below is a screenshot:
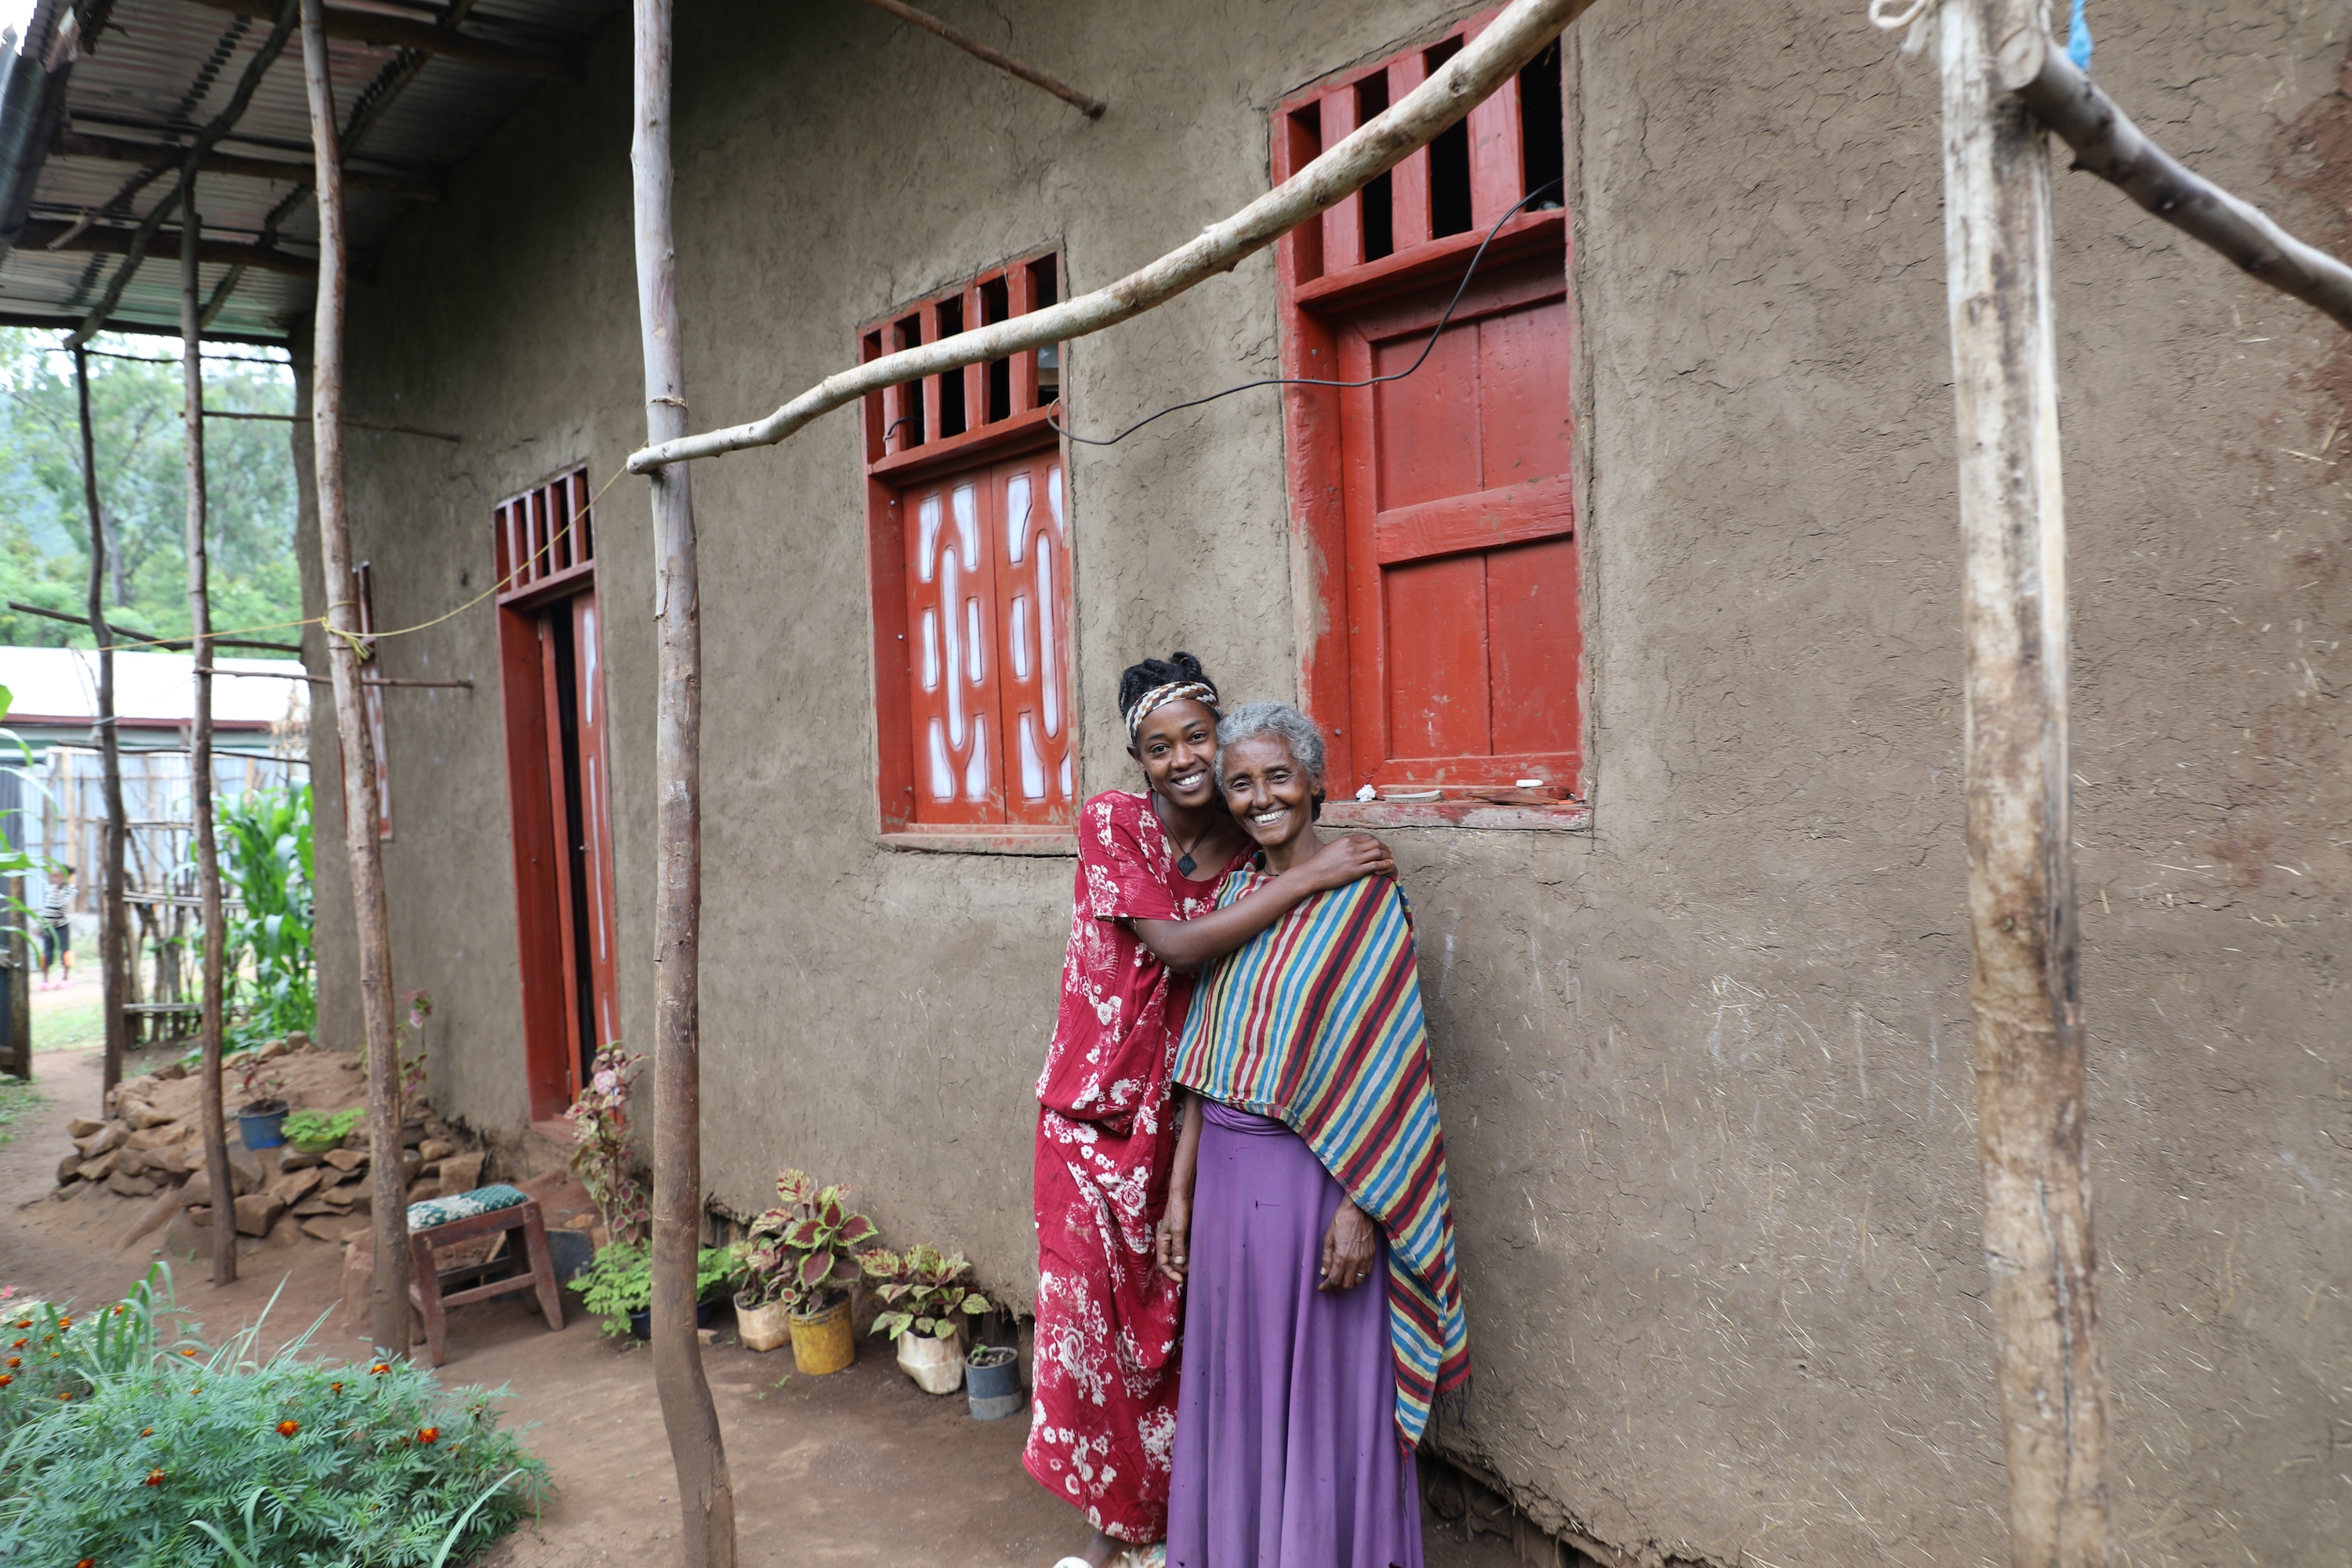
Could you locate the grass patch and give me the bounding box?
[0,1075,41,1148]
[31,982,104,1054]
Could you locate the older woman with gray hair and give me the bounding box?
[1160,702,1468,1568]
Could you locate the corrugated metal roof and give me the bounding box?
[0,0,613,341]
[0,644,306,727]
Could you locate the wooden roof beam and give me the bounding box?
[181,0,581,82]
[23,216,317,275]
[54,130,443,202]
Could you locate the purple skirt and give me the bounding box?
[1166,1102,1421,1568]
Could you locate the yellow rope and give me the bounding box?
[89,463,633,659]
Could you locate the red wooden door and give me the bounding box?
[570,590,621,1056]
[1336,255,1579,793]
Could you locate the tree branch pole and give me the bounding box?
[629,0,1592,473]
[178,172,238,1289]
[73,346,131,1112]
[1940,3,2111,1563]
[2009,37,2352,335]
[857,0,1104,118]
[300,0,411,1356]
[632,0,734,1559]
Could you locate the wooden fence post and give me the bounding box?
[1938,2,2113,1562]
[299,0,412,1354]
[180,176,238,1287]
[74,347,132,1109]
[631,0,735,1559]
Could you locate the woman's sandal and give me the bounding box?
[1117,1547,1167,1568]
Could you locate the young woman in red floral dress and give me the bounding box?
[1025,652,1394,1568]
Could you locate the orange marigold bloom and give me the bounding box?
[6,1357,18,1368]
[180,1348,197,1357]
[56,1318,70,1329]
[141,1428,154,1436]
[278,1420,300,1437]
[0,1374,13,1386]
[417,1426,440,1444]
[56,1391,71,1401]
[9,1338,23,1348]
[143,1468,165,1486]
[330,1381,343,1393]
[76,1558,94,1567]
[370,1363,391,1374]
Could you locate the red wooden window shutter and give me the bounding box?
[1274,16,1581,805]
[862,253,1073,837]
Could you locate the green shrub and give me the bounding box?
[280,1108,364,1151]
[0,1268,544,1566]
[568,1243,740,1338]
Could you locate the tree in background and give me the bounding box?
[0,329,301,651]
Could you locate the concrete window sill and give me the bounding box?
[879,830,1077,857]
[1319,800,1592,832]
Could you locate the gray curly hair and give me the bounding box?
[1214,702,1327,793]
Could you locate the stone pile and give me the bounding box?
[53,1037,490,1248]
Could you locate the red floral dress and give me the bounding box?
[1025,789,1246,1544]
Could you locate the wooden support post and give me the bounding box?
[1938,3,2111,1563]
[300,0,411,1356]
[74,346,131,1108]
[178,178,237,1288]
[633,0,735,1559]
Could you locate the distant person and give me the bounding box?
[1160,702,1468,1568]
[36,866,72,989]
[1029,655,1393,1568]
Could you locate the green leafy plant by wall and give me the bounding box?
[859,1244,991,1341]
[567,1243,740,1338]
[0,1266,546,1566]
[216,784,314,1054]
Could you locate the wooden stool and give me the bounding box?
[405,1185,565,1367]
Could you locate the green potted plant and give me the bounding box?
[279,1106,362,1156]
[568,1241,740,1339]
[742,1170,877,1374]
[858,1243,990,1394]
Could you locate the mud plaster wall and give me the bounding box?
[304,1,2349,1564]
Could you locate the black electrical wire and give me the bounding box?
[1048,176,1564,449]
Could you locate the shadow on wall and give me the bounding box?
[1422,1452,1609,1568]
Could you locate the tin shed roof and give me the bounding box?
[0,0,612,341]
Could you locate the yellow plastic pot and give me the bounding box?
[789,1298,855,1374]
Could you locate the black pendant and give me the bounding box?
[1178,853,1197,877]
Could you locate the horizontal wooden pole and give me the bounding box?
[22,218,316,276]
[2008,33,2352,333]
[629,0,1593,471]
[182,0,580,81]
[858,0,1104,117]
[201,666,471,688]
[193,407,459,441]
[7,598,302,653]
[54,130,443,202]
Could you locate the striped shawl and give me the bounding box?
[1172,869,1468,1446]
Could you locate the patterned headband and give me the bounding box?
[1123,680,1219,742]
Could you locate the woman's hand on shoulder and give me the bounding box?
[1319,1200,1377,1292]
[1293,831,1395,895]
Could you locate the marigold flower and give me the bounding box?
[0,1374,13,1386]
[417,1426,440,1444]
[331,1381,343,1393]
[370,1362,391,1374]
[56,1390,71,1400]
[77,1558,94,1567]
[9,1338,23,1348]
[143,1468,165,1486]
[5,1357,17,1368]
[141,1428,153,1436]
[56,1318,70,1329]
[180,1348,197,1357]
[278,1420,300,1437]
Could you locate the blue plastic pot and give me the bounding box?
[237,1105,289,1150]
[966,1346,1025,1420]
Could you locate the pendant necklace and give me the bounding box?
[1155,794,1211,878]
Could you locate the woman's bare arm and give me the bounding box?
[1132,833,1395,971]
[1156,1093,1206,1282]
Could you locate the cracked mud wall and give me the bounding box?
[308,1,2347,1563]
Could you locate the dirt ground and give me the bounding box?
[2,1042,1517,1567]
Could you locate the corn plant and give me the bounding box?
[216,783,314,1054]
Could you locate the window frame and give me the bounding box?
[860,250,1079,855]
[1272,12,1589,831]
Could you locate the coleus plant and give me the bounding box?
[860,1243,991,1341]
[735,1170,877,1313]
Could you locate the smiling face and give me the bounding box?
[1130,699,1222,811]
[1218,732,1318,856]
